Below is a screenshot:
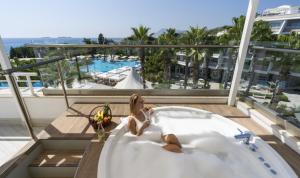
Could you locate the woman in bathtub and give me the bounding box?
[127,93,182,153]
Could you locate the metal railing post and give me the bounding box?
[228,0,260,106]
[0,36,37,141]
[56,61,70,109]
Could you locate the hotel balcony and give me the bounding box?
[0,42,300,178]
[1,0,300,177]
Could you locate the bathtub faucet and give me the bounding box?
[234,129,252,145]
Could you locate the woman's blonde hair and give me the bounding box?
[129,93,141,114]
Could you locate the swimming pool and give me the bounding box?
[0,81,43,88]
[81,58,140,73]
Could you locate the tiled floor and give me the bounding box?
[0,124,43,166]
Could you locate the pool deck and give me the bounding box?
[2,103,300,178]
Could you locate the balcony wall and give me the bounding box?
[0,89,229,126]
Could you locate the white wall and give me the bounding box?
[0,95,227,126]
[0,96,67,126]
[24,97,67,125]
[0,97,21,119]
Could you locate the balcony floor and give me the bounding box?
[0,125,43,166]
[35,103,300,178]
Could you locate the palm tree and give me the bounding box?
[278,53,299,85]
[277,32,300,49]
[183,55,190,89]
[74,56,82,81]
[84,57,94,73]
[182,26,209,88]
[269,80,279,105]
[83,38,97,58]
[201,50,212,88]
[269,33,300,104]
[157,28,179,84]
[83,38,92,44]
[224,16,273,91]
[227,16,246,44]
[269,53,300,104]
[245,21,273,92]
[227,16,273,43]
[98,33,105,44]
[130,25,154,89]
[221,16,247,89]
[252,21,274,42]
[178,35,191,89]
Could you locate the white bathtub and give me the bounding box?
[98,106,297,178]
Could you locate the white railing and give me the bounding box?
[0,72,40,96]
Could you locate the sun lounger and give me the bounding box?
[119,66,131,71]
[108,69,120,74]
[108,74,127,82]
[97,73,114,79]
[90,72,102,77]
[253,91,270,99]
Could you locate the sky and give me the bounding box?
[0,0,299,38]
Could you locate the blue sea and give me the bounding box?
[2,37,122,54]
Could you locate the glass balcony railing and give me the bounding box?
[2,44,300,129]
[254,64,269,71]
[9,45,236,92]
[240,49,300,129]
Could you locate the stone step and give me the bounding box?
[30,150,84,167]
[29,150,84,178]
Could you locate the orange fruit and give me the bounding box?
[103,117,110,124]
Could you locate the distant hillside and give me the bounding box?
[153,27,231,37]
[2,37,124,54]
[110,38,123,43]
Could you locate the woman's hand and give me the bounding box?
[148,108,154,115]
[144,106,154,115]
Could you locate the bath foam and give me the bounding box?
[110,132,272,178]
[109,126,272,178]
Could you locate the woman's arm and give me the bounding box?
[137,120,150,136]
[128,117,137,135]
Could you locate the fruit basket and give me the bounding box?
[88,104,112,132]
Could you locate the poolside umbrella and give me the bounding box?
[114,68,144,89]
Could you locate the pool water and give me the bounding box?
[0,81,43,88]
[81,58,140,73]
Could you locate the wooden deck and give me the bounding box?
[38,103,300,178]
